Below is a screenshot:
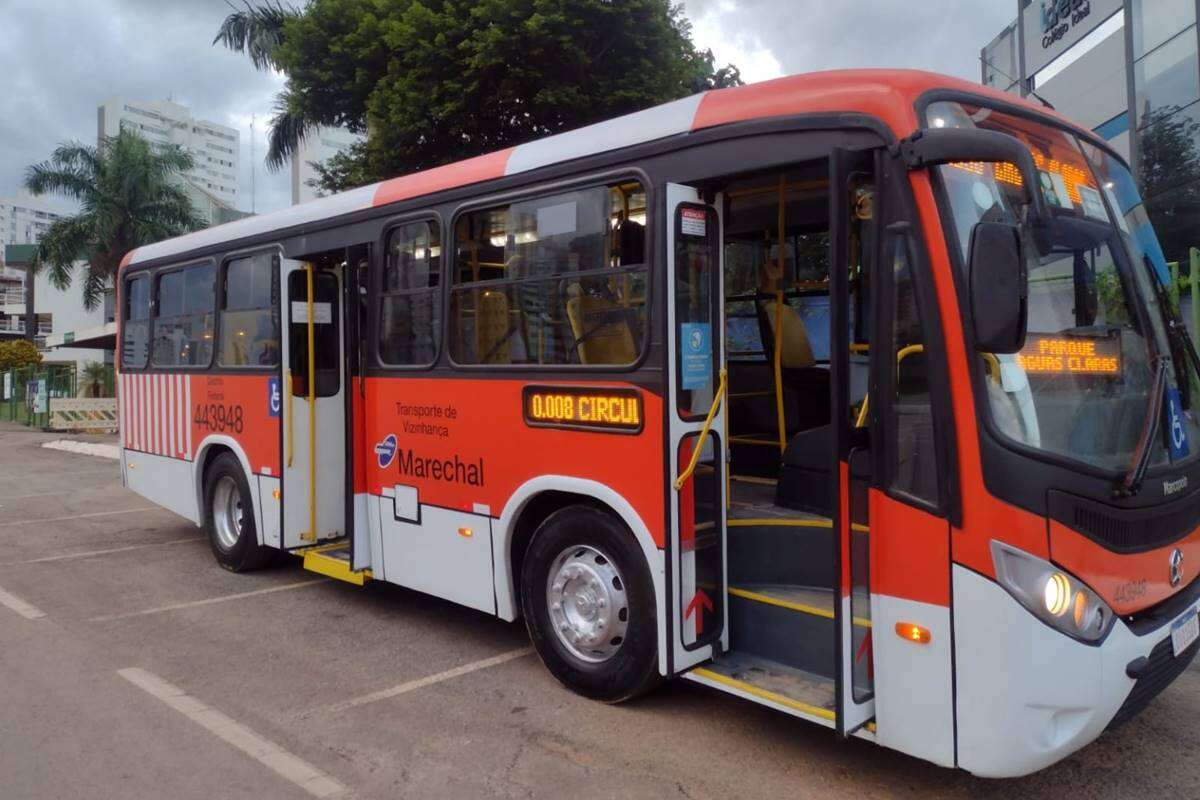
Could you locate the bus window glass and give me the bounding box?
[219,252,279,367]
[930,100,1200,472]
[889,235,938,502]
[450,181,646,366]
[122,274,150,369]
[153,264,214,368]
[675,203,717,418]
[380,221,441,366]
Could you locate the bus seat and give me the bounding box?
[615,217,645,266]
[476,290,512,364]
[775,424,832,516]
[566,286,637,365]
[755,294,829,432]
[757,295,815,369]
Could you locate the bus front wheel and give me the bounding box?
[520,505,660,703]
[203,452,273,572]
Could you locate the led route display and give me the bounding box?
[1016,333,1121,377]
[523,386,643,433]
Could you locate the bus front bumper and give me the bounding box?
[951,565,1198,778]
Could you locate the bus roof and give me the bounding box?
[122,68,1077,271]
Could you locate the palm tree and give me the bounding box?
[23,130,203,310]
[80,361,110,398]
[213,0,308,170]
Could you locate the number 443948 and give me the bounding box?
[194,403,244,434]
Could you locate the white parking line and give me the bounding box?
[90,579,327,622]
[0,507,158,528]
[0,537,204,566]
[0,583,46,619]
[326,647,534,712]
[118,668,346,798]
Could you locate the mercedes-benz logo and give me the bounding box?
[1170,548,1185,588]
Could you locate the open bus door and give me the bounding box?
[280,257,346,550]
[666,183,729,672]
[831,147,878,736]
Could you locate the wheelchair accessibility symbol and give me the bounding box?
[267,376,282,418]
[1166,388,1190,461]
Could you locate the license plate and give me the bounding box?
[1170,609,1199,657]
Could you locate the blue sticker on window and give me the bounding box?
[1166,387,1190,462]
[267,376,282,418]
[680,322,712,390]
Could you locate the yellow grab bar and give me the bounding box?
[675,369,728,491]
[285,371,294,467]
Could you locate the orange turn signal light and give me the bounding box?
[895,622,931,644]
[272,488,281,500]
[458,527,473,538]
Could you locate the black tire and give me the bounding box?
[520,505,661,703]
[203,452,274,572]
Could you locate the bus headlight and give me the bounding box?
[990,540,1115,643]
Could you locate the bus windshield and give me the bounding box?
[929,100,1200,475]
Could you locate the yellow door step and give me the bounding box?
[300,543,371,586]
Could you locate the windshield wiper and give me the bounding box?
[1116,354,1170,498]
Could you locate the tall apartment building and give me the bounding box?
[291,125,363,205]
[0,193,66,253]
[97,97,241,211]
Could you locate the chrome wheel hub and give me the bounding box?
[547,544,629,663]
[212,475,243,551]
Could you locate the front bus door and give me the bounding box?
[281,257,345,549]
[666,183,728,672]
[830,147,878,736]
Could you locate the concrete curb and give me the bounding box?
[41,439,120,460]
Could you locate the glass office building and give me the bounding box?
[983,0,1200,266]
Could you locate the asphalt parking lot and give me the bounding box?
[2,423,1198,799]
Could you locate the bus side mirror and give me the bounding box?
[969,222,1028,354]
[901,127,1050,255]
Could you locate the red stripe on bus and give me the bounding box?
[372,148,515,208]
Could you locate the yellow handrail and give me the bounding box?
[854,395,869,429]
[773,173,787,454]
[897,344,924,364]
[981,352,1001,381]
[285,371,294,467]
[852,344,923,431]
[305,264,317,542]
[675,369,728,491]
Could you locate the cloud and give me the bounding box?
[684,0,1015,85]
[1,0,1019,219]
[0,0,292,214]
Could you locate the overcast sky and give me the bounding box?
[0,0,1016,217]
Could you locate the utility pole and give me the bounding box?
[250,114,257,214]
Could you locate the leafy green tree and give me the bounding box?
[0,340,43,371]
[217,0,740,189]
[23,130,204,310]
[1138,106,1200,266]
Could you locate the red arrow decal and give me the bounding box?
[684,589,714,636]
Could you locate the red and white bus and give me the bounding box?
[117,69,1200,777]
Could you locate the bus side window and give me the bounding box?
[152,264,215,368]
[449,180,647,366]
[379,221,441,366]
[121,274,151,370]
[219,252,279,367]
[888,234,938,502]
[288,269,341,397]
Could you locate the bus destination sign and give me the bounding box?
[1016,332,1121,376]
[523,386,643,433]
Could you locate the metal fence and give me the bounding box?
[1,364,78,428]
[1,363,116,429]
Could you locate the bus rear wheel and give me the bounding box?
[520,505,660,703]
[203,452,273,572]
